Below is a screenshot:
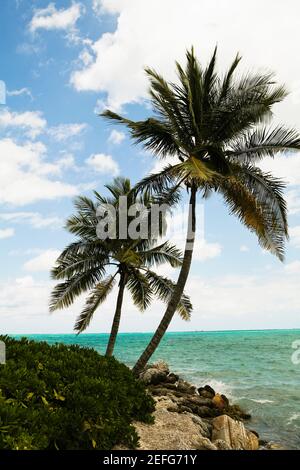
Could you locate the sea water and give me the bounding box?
[14,329,300,449]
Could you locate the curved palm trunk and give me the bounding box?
[132,186,197,376]
[105,272,127,357]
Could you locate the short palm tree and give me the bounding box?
[50,177,192,357]
[102,48,300,374]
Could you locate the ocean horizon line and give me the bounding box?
[9,327,300,336]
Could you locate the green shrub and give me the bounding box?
[0,335,154,450]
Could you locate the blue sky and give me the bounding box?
[1,0,300,334]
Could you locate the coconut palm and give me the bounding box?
[50,177,192,357]
[101,48,300,374]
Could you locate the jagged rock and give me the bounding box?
[226,404,251,420]
[154,360,170,375]
[212,415,259,450]
[212,393,228,410]
[178,405,194,414]
[198,385,215,399]
[196,406,217,418]
[214,439,232,450]
[189,414,212,438]
[154,397,178,413]
[264,441,286,450]
[131,407,214,450]
[140,368,168,385]
[139,361,171,385]
[156,382,179,391]
[166,373,179,384]
[198,389,214,399]
[140,361,171,385]
[221,394,229,407]
[177,395,213,408]
[148,386,177,397]
[135,362,261,451]
[204,384,215,394]
[176,379,197,394]
[197,437,218,450]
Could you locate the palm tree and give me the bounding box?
[101,47,300,374]
[50,177,192,357]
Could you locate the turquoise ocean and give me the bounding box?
[15,329,300,449]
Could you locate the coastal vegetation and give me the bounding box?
[50,177,192,356]
[0,336,154,450]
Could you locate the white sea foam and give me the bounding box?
[287,413,300,424]
[196,378,233,398]
[248,398,274,404]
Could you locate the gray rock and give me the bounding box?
[140,368,167,385]
[166,373,179,384]
[177,379,197,394]
[214,439,232,450]
[198,385,215,399]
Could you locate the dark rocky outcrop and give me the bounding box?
[129,361,271,450]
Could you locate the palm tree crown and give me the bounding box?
[102,47,300,260]
[50,177,192,355]
[101,48,300,373]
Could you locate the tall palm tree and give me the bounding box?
[50,177,192,357]
[102,48,300,374]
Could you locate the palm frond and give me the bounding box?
[54,240,109,266]
[105,177,131,199]
[227,126,300,162]
[233,163,288,235]
[145,67,193,150]
[102,109,181,158]
[127,269,152,310]
[65,213,98,239]
[145,271,192,320]
[49,269,103,312]
[51,251,108,280]
[218,53,242,103]
[139,241,183,268]
[133,164,181,197]
[74,275,116,333]
[219,174,287,260]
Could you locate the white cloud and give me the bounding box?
[23,249,60,272]
[0,109,46,138]
[0,138,78,205]
[48,123,87,141]
[29,2,82,33]
[71,0,300,122]
[0,228,15,239]
[92,0,103,15]
[108,129,125,145]
[94,98,107,114]
[56,153,76,170]
[240,245,249,252]
[260,153,300,187]
[290,226,300,248]
[0,276,52,318]
[163,206,221,262]
[7,88,33,99]
[193,239,222,262]
[86,153,119,176]
[286,189,300,215]
[0,212,62,229]
[284,260,300,274]
[185,270,300,324]
[2,265,300,333]
[79,49,94,66]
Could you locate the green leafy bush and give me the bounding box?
[0,335,154,450]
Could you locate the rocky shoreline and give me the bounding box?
[123,361,282,450]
